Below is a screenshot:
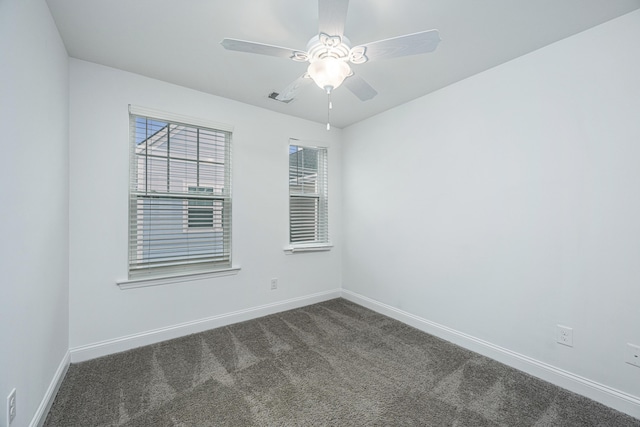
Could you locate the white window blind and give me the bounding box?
[289,144,328,244]
[128,107,232,279]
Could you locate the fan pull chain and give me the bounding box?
[326,90,332,131]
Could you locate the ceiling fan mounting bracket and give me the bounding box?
[291,51,309,62]
[348,46,368,64]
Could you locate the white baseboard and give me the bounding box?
[31,350,70,427]
[341,289,640,420]
[70,289,341,363]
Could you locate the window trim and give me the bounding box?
[117,266,241,290]
[283,243,333,254]
[126,105,234,281]
[287,139,331,252]
[129,105,234,133]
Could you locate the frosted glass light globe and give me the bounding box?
[307,58,351,93]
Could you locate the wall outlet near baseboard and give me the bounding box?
[626,343,640,368]
[7,388,16,425]
[557,325,573,347]
[270,278,278,290]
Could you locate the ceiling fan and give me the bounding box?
[221,0,441,128]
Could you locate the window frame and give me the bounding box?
[285,140,332,254]
[124,105,235,283]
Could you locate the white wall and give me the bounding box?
[3,1,638,422]
[0,0,70,425]
[343,9,640,412]
[68,59,342,354]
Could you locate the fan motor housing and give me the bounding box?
[307,34,352,61]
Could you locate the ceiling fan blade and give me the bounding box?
[318,0,349,38]
[355,30,441,62]
[343,74,377,101]
[221,38,300,59]
[275,74,313,102]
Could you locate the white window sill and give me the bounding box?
[284,244,333,254]
[117,266,241,290]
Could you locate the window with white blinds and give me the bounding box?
[128,107,232,279]
[289,144,328,245]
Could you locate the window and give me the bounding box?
[289,143,328,245]
[128,106,232,279]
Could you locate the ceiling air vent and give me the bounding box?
[268,92,293,103]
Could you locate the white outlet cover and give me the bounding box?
[626,343,640,368]
[7,388,16,425]
[556,325,573,347]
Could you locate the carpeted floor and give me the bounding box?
[45,298,640,426]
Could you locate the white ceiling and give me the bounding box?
[46,0,640,129]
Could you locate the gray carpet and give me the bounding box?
[45,299,640,426]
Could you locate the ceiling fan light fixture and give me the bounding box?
[307,57,351,93]
[221,0,441,110]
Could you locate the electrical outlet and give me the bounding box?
[270,278,278,290]
[7,388,16,425]
[626,343,640,368]
[557,325,573,347]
